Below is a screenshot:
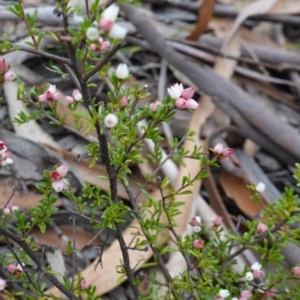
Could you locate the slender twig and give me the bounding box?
[157,177,201,279]
[84,0,90,18]
[18,1,38,49]
[83,42,123,81]
[70,215,77,292]
[0,227,78,299]
[0,186,20,215]
[94,229,110,270]
[5,237,41,293]
[8,45,70,64]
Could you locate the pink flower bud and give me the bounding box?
[193,239,204,249]
[213,216,223,226]
[190,216,201,226]
[7,264,23,274]
[149,103,157,112]
[56,164,68,177]
[257,222,267,233]
[81,279,90,289]
[90,44,97,51]
[175,98,187,109]
[181,87,195,100]
[3,202,18,214]
[266,291,276,298]
[240,290,252,299]
[0,278,6,291]
[98,36,103,44]
[121,95,129,107]
[100,41,110,51]
[99,18,114,32]
[4,71,16,82]
[252,269,264,279]
[222,148,234,158]
[65,96,74,104]
[0,59,8,73]
[293,266,300,276]
[213,143,234,160]
[186,99,199,110]
[213,143,223,154]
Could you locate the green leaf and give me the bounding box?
[161,177,170,189]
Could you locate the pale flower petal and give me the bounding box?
[102,3,119,22]
[109,23,127,39]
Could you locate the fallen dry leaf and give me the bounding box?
[0,179,61,209]
[188,0,216,41]
[32,225,101,251]
[220,170,263,217]
[46,188,168,297]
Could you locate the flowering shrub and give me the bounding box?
[1,1,300,300]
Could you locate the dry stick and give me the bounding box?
[57,2,140,298]
[0,227,78,300]
[119,3,300,164]
[198,35,300,69]
[144,0,300,26]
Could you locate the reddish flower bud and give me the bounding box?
[0,59,8,73]
[175,98,187,109]
[99,18,114,32]
[90,43,97,51]
[0,278,6,291]
[213,216,223,226]
[293,266,300,276]
[257,222,267,233]
[190,216,201,226]
[4,71,16,82]
[0,140,7,155]
[81,279,90,289]
[193,239,204,249]
[266,291,276,298]
[186,99,199,110]
[181,87,195,100]
[100,41,110,51]
[240,290,252,299]
[121,95,129,107]
[149,103,157,112]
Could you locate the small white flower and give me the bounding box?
[255,182,265,193]
[4,158,13,165]
[219,289,230,298]
[193,226,201,233]
[251,262,262,271]
[245,271,254,281]
[116,63,129,79]
[167,86,181,99]
[86,27,99,41]
[104,113,118,128]
[48,84,56,94]
[109,23,127,39]
[102,3,119,21]
[74,93,82,101]
[231,298,239,300]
